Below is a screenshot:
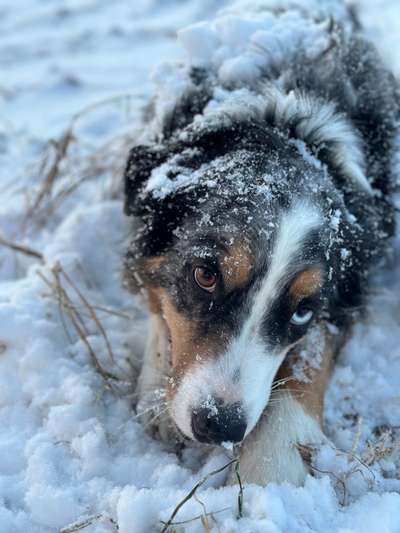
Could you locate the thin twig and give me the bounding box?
[306,461,348,506]
[59,513,118,533]
[193,493,211,532]
[56,264,115,363]
[27,127,74,217]
[70,94,136,126]
[37,269,121,389]
[89,304,132,320]
[24,93,139,226]
[160,507,230,528]
[160,459,237,533]
[0,236,43,260]
[235,460,244,519]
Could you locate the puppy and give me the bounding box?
[123,0,399,485]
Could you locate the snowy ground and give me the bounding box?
[0,1,400,532]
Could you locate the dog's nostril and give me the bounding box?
[191,400,247,444]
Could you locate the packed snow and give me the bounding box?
[0,1,399,532]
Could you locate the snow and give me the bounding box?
[145,151,209,199]
[0,0,400,532]
[178,1,348,82]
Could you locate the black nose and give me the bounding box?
[191,399,247,444]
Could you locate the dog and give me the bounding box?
[123,0,399,485]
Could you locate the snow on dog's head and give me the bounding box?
[123,117,360,445]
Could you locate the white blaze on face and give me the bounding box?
[170,201,322,440]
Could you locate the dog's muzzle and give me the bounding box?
[191,399,247,444]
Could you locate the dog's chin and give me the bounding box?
[242,409,265,441]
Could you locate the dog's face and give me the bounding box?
[125,124,359,445]
[148,204,325,444]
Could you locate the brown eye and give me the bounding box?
[194,266,217,292]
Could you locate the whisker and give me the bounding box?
[267,389,318,404]
[273,388,316,396]
[142,407,170,428]
[270,376,298,390]
[138,385,167,395]
[135,402,167,419]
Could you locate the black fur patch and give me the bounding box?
[124,7,399,328]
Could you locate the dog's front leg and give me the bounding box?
[234,391,325,486]
[136,313,174,442]
[233,324,343,486]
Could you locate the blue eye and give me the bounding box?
[290,306,313,326]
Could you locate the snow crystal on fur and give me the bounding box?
[150,0,373,194]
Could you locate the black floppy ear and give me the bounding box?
[123,141,197,258]
[124,144,168,216]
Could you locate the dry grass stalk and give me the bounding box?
[70,94,135,126]
[296,443,349,505]
[296,418,400,507]
[38,265,122,391]
[24,93,138,226]
[59,513,118,533]
[160,507,230,529]
[57,264,116,363]
[362,427,400,466]
[0,235,43,261]
[160,459,238,533]
[194,493,211,532]
[332,421,400,497]
[234,460,244,519]
[308,462,349,506]
[26,127,74,219]
[45,129,134,215]
[89,304,132,320]
[350,415,363,455]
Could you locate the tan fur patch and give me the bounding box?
[140,256,167,311]
[276,323,341,421]
[146,287,163,314]
[289,267,323,301]
[220,242,252,292]
[124,255,166,294]
[155,289,226,384]
[142,255,166,275]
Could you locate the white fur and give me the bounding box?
[234,391,325,485]
[170,201,321,439]
[199,87,372,194]
[171,337,290,440]
[244,200,321,332]
[265,88,372,194]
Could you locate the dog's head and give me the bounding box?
[124,118,367,445]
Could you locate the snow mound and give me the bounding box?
[178,0,349,81]
[150,0,352,128]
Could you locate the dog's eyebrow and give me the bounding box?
[288,267,324,301]
[191,234,231,255]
